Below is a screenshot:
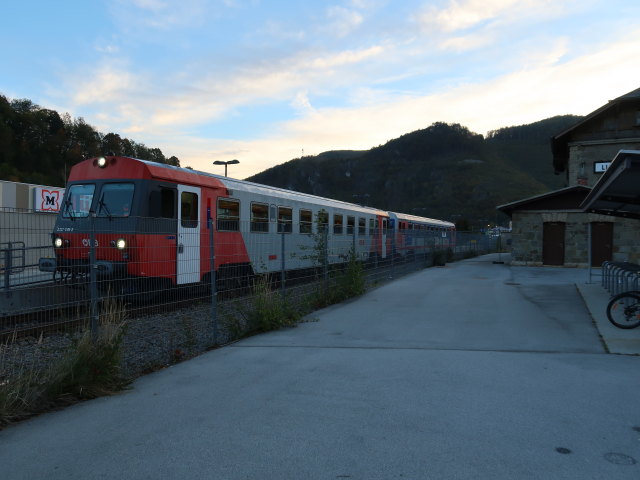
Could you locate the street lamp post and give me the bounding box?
[213,159,240,177]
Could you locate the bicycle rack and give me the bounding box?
[601,261,640,296]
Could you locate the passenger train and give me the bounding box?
[39,155,455,292]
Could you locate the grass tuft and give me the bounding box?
[0,296,130,428]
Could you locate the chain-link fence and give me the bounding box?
[1,208,501,379]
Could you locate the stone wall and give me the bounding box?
[568,140,640,187]
[510,210,640,267]
[613,217,640,264]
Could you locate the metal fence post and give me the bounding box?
[89,213,99,339]
[323,228,329,290]
[391,230,395,277]
[280,232,286,301]
[2,244,11,296]
[208,217,218,345]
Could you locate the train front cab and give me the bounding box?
[39,156,247,294]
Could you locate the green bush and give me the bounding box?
[47,298,129,400]
[246,275,303,333]
[310,247,366,308]
[0,297,129,427]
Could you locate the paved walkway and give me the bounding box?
[1,253,639,479]
[577,282,640,355]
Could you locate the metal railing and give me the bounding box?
[601,261,640,296]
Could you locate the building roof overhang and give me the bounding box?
[580,150,640,220]
[497,185,591,218]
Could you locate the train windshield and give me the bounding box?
[97,183,135,217]
[62,184,95,218]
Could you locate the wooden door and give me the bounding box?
[591,222,613,267]
[543,222,565,266]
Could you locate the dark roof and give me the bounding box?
[497,186,591,218]
[551,87,640,173]
[581,150,640,220]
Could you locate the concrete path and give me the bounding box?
[1,254,639,479]
[577,282,640,355]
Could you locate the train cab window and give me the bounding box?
[62,184,95,218]
[277,207,293,233]
[358,217,366,236]
[299,209,312,234]
[333,214,344,234]
[218,198,240,231]
[251,202,269,233]
[317,210,329,232]
[160,188,176,218]
[97,183,135,218]
[346,216,355,235]
[180,192,199,228]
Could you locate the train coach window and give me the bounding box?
[180,192,199,228]
[369,218,375,235]
[251,203,269,233]
[278,207,292,233]
[317,210,329,232]
[218,198,240,231]
[333,214,343,235]
[299,209,312,234]
[347,216,355,235]
[358,218,366,235]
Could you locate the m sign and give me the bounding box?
[34,187,65,213]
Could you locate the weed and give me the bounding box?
[47,297,129,400]
[0,340,50,426]
[243,275,303,333]
[310,246,366,308]
[0,296,129,427]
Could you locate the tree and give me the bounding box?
[102,133,124,156]
[166,155,180,166]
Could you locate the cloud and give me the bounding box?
[291,92,314,115]
[417,0,563,33]
[110,0,211,30]
[70,61,139,106]
[438,30,496,52]
[324,5,364,37]
[58,42,386,138]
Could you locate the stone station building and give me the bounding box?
[498,87,640,267]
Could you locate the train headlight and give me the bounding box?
[54,237,64,248]
[97,156,107,168]
[116,238,127,250]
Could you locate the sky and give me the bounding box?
[2,0,640,179]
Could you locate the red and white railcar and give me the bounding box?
[387,212,456,256]
[40,156,405,291]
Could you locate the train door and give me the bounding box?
[177,185,201,284]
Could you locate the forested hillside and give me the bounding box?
[0,96,180,187]
[248,117,581,228]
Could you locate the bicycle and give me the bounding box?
[606,291,640,329]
